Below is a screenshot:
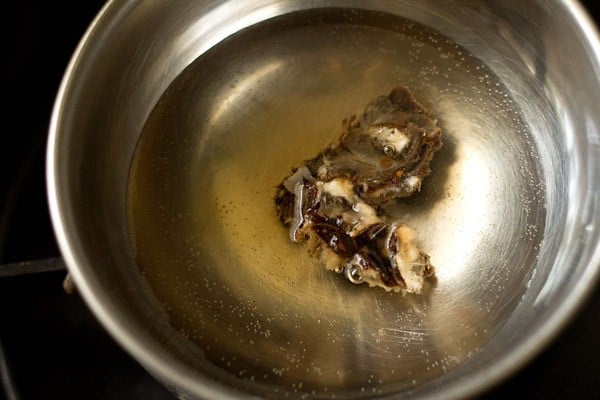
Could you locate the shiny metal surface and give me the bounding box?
[47,1,600,399]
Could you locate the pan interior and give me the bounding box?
[127,8,547,397]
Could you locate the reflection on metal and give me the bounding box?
[209,61,283,126]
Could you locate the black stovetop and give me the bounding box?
[2,2,599,399]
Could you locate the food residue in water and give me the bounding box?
[275,86,442,293]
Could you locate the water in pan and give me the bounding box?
[127,8,545,397]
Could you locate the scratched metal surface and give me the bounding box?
[48,1,600,399]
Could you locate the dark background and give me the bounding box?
[2,1,599,399]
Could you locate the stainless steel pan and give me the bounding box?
[47,1,600,398]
